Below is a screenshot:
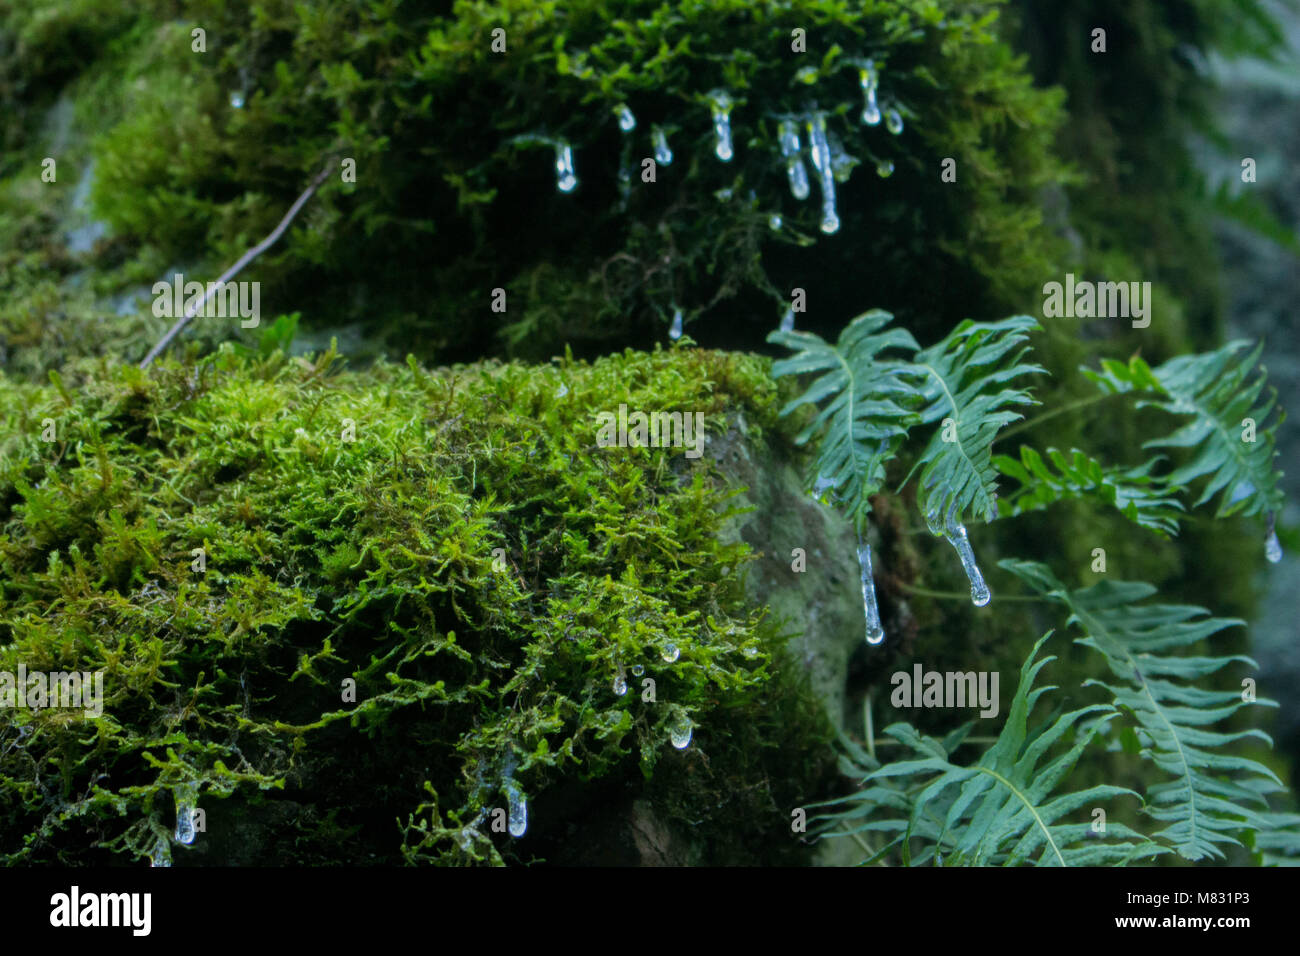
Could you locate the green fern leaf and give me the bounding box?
[1001,560,1281,861]
[907,316,1045,525]
[993,446,1185,535]
[768,310,919,526]
[1083,341,1286,518]
[814,633,1163,866]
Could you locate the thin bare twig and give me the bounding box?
[139,163,334,368]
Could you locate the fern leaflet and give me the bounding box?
[814,633,1163,866]
[1083,341,1285,518]
[1001,559,1281,860]
[906,315,1045,525]
[768,310,918,527]
[993,446,1185,535]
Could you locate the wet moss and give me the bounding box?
[0,341,836,865]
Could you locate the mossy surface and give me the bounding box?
[1,0,1071,371]
[0,341,835,865]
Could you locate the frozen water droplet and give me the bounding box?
[942,510,991,606]
[1265,512,1283,563]
[174,807,195,845]
[230,92,245,109]
[830,138,858,183]
[805,112,839,234]
[613,671,628,696]
[506,787,527,837]
[742,645,758,659]
[668,308,683,340]
[173,783,197,845]
[861,93,881,125]
[859,63,881,126]
[652,126,673,165]
[857,538,886,645]
[769,214,782,230]
[616,104,636,132]
[554,141,578,193]
[150,837,172,867]
[669,713,693,749]
[661,642,680,663]
[885,109,904,135]
[780,307,795,333]
[777,117,811,201]
[632,664,644,677]
[876,160,895,178]
[708,90,734,162]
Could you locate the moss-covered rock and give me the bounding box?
[0,341,839,865]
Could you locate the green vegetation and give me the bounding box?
[0,341,834,864]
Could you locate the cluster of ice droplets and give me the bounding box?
[651,125,674,165]
[668,710,694,749]
[927,505,991,606]
[858,61,881,126]
[668,307,684,340]
[708,90,734,161]
[777,118,811,200]
[1265,511,1283,563]
[856,533,886,645]
[805,111,839,234]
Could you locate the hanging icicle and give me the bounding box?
[857,532,886,645]
[668,307,683,340]
[929,504,991,606]
[777,117,811,200]
[805,111,839,234]
[651,125,673,165]
[554,140,577,193]
[859,60,881,126]
[1265,511,1283,563]
[708,90,734,161]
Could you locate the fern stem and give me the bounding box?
[899,582,1049,604]
[995,391,1125,443]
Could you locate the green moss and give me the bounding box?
[0,341,835,865]
[1,0,1073,372]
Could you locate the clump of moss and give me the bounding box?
[0,340,835,865]
[1,0,1072,374]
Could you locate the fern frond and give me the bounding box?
[768,310,919,526]
[907,316,1045,524]
[814,633,1163,866]
[1083,341,1285,517]
[1001,560,1281,861]
[993,446,1185,535]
